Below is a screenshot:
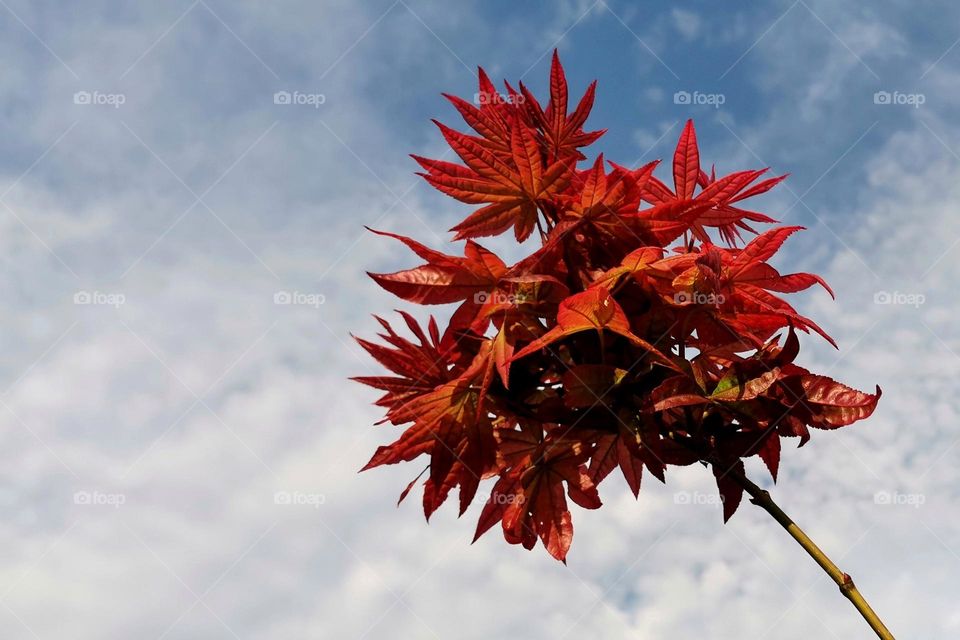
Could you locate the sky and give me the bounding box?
[1,0,959,638]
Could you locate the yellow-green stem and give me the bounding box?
[726,467,895,639]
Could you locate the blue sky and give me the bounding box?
[2,1,960,638]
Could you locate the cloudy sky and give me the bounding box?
[1,1,959,637]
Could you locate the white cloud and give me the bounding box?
[671,9,701,41]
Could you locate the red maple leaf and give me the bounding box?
[643,119,786,245]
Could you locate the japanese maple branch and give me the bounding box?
[721,464,895,640]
